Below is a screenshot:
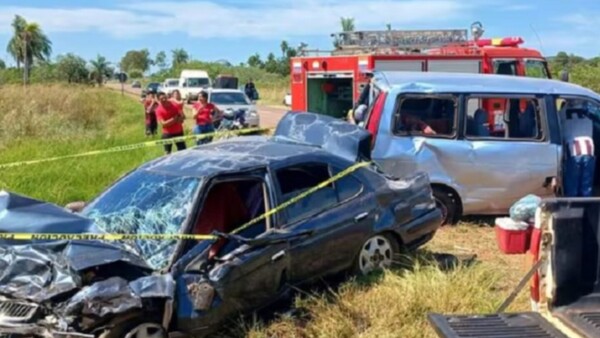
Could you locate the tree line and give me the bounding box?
[2,14,599,93]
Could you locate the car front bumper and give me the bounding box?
[245,114,260,128]
[0,324,93,338]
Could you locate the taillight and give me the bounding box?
[366,92,387,149]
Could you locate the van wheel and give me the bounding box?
[433,188,458,226]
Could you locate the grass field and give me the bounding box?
[0,85,531,338]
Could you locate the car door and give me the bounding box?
[170,170,291,333]
[270,159,376,284]
[455,94,559,214]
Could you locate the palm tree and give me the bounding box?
[89,55,111,86]
[340,17,355,32]
[6,15,26,69]
[6,15,52,85]
[280,40,289,58]
[171,48,189,68]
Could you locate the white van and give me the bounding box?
[163,78,180,94]
[179,70,212,103]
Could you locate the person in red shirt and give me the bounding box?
[169,89,185,111]
[155,92,186,154]
[192,91,222,145]
[143,91,158,137]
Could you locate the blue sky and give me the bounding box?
[0,0,598,68]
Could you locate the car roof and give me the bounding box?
[139,136,341,178]
[374,71,600,100]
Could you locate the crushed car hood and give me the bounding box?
[0,191,159,303]
[274,111,372,163]
[0,190,99,239]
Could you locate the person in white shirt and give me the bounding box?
[560,99,597,197]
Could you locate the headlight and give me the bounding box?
[248,110,258,117]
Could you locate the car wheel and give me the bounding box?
[100,318,167,338]
[354,234,399,276]
[432,188,458,226]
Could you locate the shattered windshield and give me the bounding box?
[81,170,202,270]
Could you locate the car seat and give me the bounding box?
[519,102,537,138]
[193,183,249,258]
[466,109,490,137]
[473,109,490,136]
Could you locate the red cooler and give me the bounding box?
[494,217,533,254]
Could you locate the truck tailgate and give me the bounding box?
[428,312,569,338]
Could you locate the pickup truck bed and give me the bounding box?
[428,313,569,338]
[553,293,600,337]
[429,198,600,338]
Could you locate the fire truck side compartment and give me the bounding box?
[306,73,353,119]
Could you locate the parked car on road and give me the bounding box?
[284,92,292,106]
[131,80,141,88]
[163,78,179,94]
[141,82,162,99]
[207,88,260,128]
[0,112,441,338]
[357,71,600,225]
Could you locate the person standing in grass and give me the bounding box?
[143,91,158,137]
[192,91,222,145]
[170,89,185,110]
[156,91,186,155]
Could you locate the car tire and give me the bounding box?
[432,188,458,226]
[99,317,167,338]
[353,233,399,276]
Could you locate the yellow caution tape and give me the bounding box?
[230,161,371,235]
[0,161,372,241]
[0,127,270,169]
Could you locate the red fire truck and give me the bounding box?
[290,24,552,121]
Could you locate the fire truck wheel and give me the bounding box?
[433,188,458,226]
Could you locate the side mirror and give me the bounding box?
[65,201,86,213]
[182,83,188,87]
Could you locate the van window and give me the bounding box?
[393,95,457,137]
[465,96,544,140]
[524,60,550,79]
[186,77,210,87]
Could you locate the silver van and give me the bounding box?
[360,71,600,224]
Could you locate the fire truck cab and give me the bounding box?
[290,24,552,127]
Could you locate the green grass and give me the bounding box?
[0,85,172,205]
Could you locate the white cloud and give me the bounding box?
[0,0,475,39]
[556,13,598,32]
[539,12,600,56]
[501,4,533,11]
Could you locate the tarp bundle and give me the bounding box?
[509,194,542,223]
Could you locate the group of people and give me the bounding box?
[142,89,223,155]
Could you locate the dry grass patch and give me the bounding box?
[257,83,288,107]
[0,84,119,146]
[237,223,533,338]
[244,260,503,338]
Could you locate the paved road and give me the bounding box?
[106,82,288,129]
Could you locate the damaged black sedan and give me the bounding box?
[0,112,442,337]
